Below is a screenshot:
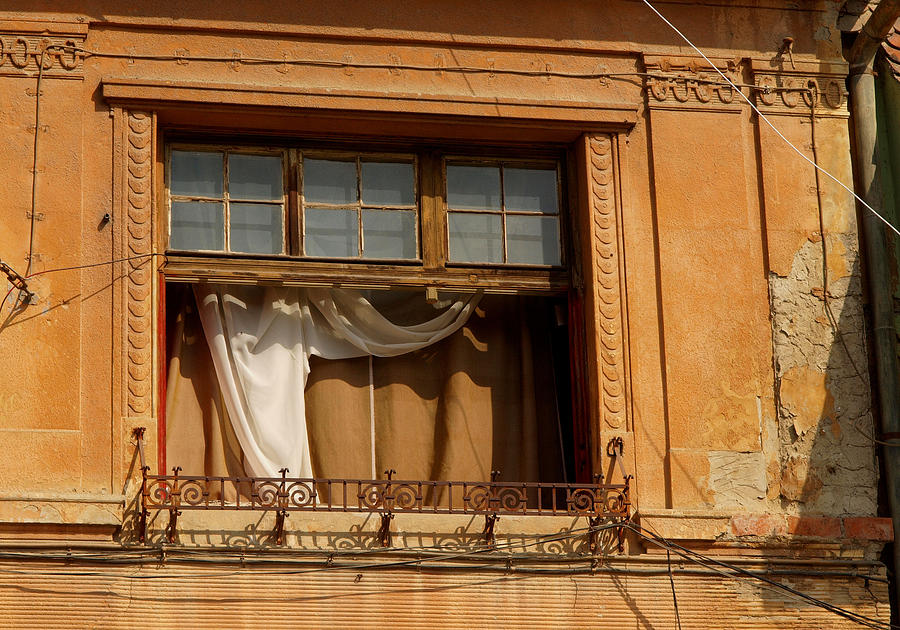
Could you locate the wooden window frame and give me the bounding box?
[162,138,571,294]
[442,156,565,268]
[166,144,290,256]
[157,133,590,480]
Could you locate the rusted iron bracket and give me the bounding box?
[165,466,182,544]
[377,469,397,547]
[378,512,394,547]
[273,509,288,546]
[133,427,150,544]
[137,501,149,543]
[617,475,632,553]
[165,508,181,544]
[587,516,602,553]
[483,513,499,547]
[481,470,502,546]
[0,259,33,302]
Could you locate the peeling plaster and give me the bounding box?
[768,237,877,515]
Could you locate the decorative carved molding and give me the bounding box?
[0,34,85,77]
[125,111,154,416]
[752,73,848,117]
[643,57,848,118]
[588,134,627,430]
[643,58,744,110]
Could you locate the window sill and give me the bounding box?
[163,254,570,293]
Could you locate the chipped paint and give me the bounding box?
[768,235,876,515]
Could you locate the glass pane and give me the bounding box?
[361,162,415,206]
[229,154,283,201]
[230,203,284,254]
[507,215,561,265]
[303,158,357,205]
[305,208,358,257]
[504,168,558,214]
[362,210,417,259]
[446,165,501,210]
[170,201,224,251]
[448,212,503,263]
[170,151,224,198]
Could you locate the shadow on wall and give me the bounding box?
[773,243,878,520]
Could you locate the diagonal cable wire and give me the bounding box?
[640,0,900,239]
[666,548,683,630]
[626,522,895,630]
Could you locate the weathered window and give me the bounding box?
[163,141,580,490]
[166,146,564,272]
[169,148,287,254]
[301,154,419,259]
[446,161,561,266]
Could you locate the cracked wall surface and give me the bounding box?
[769,235,877,516]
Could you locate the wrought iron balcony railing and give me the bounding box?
[133,429,631,550]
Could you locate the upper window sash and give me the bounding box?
[443,158,563,268]
[167,146,288,255]
[165,144,566,271]
[299,151,420,261]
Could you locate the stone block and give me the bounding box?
[843,517,894,541]
[786,516,842,538]
[730,513,786,537]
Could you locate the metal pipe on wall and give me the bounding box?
[847,0,900,614]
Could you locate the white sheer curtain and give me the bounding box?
[193,284,480,478]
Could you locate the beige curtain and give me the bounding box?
[166,289,564,487]
[165,286,246,479]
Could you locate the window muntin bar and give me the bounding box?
[445,159,562,267]
[300,152,419,261]
[168,147,287,255]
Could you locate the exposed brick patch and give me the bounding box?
[786,516,842,538]
[843,517,894,541]
[730,514,787,537]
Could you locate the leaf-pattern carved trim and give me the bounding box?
[125,110,154,416]
[588,135,628,430]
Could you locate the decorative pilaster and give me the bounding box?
[587,134,628,431]
[125,111,154,416]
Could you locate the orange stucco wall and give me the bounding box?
[0,1,891,627]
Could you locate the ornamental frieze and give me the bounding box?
[753,73,848,117]
[0,34,85,77]
[643,56,849,117]
[643,58,746,110]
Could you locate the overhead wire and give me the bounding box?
[0,15,894,625]
[0,253,162,323]
[626,522,895,630]
[666,548,683,630]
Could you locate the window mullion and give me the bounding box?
[419,152,443,270]
[288,148,300,256]
[499,163,508,264]
[223,152,231,253]
[356,157,364,258]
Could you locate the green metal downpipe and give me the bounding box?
[848,0,900,614]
